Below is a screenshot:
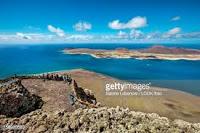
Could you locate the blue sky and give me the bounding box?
[0,0,200,43]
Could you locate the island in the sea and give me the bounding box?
[63,45,200,60]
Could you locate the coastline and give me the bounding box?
[13,68,200,98]
[62,46,200,60]
[1,69,200,122]
[46,69,200,122]
[4,68,200,96]
[64,52,200,60]
[1,68,200,132]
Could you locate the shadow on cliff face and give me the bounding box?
[0,78,43,117]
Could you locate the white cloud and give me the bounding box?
[130,29,143,39]
[126,17,147,29]
[116,30,144,39]
[16,32,32,39]
[168,27,181,35]
[171,16,181,21]
[108,20,124,30]
[145,31,161,39]
[73,21,92,32]
[47,25,65,37]
[66,34,93,41]
[163,27,181,38]
[117,31,129,38]
[108,16,147,30]
[1,29,200,44]
[179,32,200,38]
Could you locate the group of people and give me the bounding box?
[38,73,72,85]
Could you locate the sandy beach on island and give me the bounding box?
[20,69,200,123]
[63,46,200,60]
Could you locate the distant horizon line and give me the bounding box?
[0,42,200,45]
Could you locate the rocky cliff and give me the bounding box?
[0,77,200,133]
[0,78,43,117]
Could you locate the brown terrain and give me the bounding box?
[2,69,199,122]
[63,45,200,60]
[1,69,200,132]
[67,69,200,123]
[139,45,200,54]
[22,79,76,113]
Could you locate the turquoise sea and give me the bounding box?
[0,43,200,95]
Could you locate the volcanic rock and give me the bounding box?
[0,78,43,117]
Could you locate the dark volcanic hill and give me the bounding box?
[139,45,200,54]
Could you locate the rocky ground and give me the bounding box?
[0,107,200,133]
[0,79,43,117]
[1,71,200,132]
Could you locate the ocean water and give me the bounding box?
[0,43,200,95]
